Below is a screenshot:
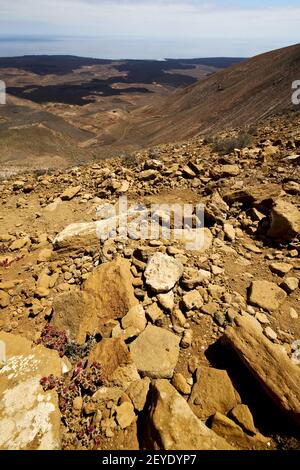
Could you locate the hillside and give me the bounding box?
[0,56,243,169]
[101,44,300,150]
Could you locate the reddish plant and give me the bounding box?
[40,361,105,450]
[36,324,68,357]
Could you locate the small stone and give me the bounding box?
[189,366,240,420]
[121,305,147,335]
[182,290,203,311]
[146,303,163,322]
[188,357,200,374]
[61,185,81,201]
[269,262,293,277]
[73,396,83,411]
[264,326,277,341]
[181,330,193,349]
[157,291,174,312]
[37,248,53,263]
[246,305,256,315]
[10,237,29,251]
[243,243,262,254]
[224,224,236,242]
[118,180,130,193]
[290,308,298,319]
[129,325,180,379]
[289,249,298,258]
[214,311,226,327]
[172,308,187,327]
[218,164,241,177]
[201,302,218,316]
[226,308,237,323]
[172,373,191,395]
[35,287,50,298]
[230,404,256,435]
[248,280,287,312]
[139,169,158,181]
[182,165,196,179]
[280,277,299,294]
[0,290,10,308]
[255,312,270,325]
[283,181,300,195]
[126,378,151,412]
[211,265,224,275]
[116,402,136,429]
[145,253,183,293]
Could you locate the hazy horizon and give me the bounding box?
[0,0,299,60]
[0,35,299,60]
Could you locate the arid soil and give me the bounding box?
[0,111,299,450]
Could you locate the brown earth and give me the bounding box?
[0,110,299,450]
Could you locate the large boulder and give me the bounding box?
[144,380,232,450]
[188,366,240,420]
[224,315,300,426]
[52,257,138,343]
[267,200,300,241]
[0,332,63,450]
[129,325,180,379]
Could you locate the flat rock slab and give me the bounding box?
[129,325,180,378]
[248,280,287,312]
[224,315,300,426]
[53,222,99,250]
[0,332,62,450]
[61,185,81,201]
[145,253,183,293]
[144,380,232,450]
[189,366,240,420]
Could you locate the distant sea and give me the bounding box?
[0,35,282,60]
[0,36,207,60]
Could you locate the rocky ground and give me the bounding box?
[0,112,299,450]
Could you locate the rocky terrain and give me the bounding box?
[0,110,300,451]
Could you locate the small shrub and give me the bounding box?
[211,132,253,155]
[0,244,9,255]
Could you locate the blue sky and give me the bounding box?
[0,1,299,58]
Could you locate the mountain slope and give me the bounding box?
[0,96,94,168]
[103,44,300,149]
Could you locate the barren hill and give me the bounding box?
[0,55,242,169]
[103,43,300,150]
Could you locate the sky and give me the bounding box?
[0,0,299,58]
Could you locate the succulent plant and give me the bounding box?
[36,324,68,357]
[40,360,105,450]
